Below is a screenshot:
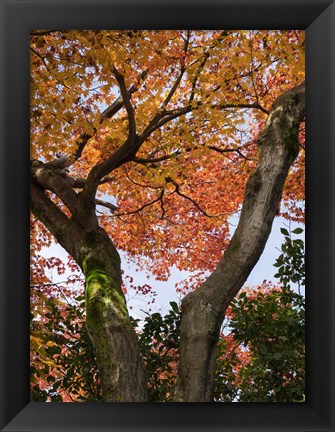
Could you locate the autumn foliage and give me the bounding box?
[30,30,305,402]
[30,30,304,277]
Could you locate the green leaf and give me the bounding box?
[52,380,61,391]
[170,301,179,314]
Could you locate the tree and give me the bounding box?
[30,30,305,402]
[31,228,305,402]
[222,285,304,402]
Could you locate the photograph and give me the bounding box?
[1,1,334,430]
[30,30,305,403]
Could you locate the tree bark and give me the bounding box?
[30,179,147,402]
[174,81,305,402]
[79,227,147,402]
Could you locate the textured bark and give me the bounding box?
[79,228,147,402]
[30,178,147,402]
[174,81,305,402]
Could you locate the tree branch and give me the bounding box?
[138,107,190,144]
[81,69,145,198]
[112,67,137,143]
[208,145,254,161]
[160,31,190,110]
[94,199,118,212]
[208,102,269,115]
[30,47,52,72]
[30,176,81,258]
[169,178,224,218]
[175,80,305,401]
[123,166,162,190]
[189,30,230,103]
[133,150,181,166]
[81,38,268,203]
[114,189,164,217]
[138,101,266,146]
[83,135,139,201]
[100,69,148,123]
[31,162,79,214]
[45,133,92,169]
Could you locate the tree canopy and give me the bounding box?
[30,30,305,402]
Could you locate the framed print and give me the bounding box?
[1,0,334,431]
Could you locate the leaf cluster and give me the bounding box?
[137,301,181,401]
[225,286,304,402]
[31,294,102,402]
[274,227,305,295]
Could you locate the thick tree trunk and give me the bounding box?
[30,181,147,402]
[78,227,147,402]
[174,81,305,402]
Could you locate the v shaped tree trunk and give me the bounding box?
[30,79,304,403]
[174,81,305,402]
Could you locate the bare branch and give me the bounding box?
[208,145,255,161]
[99,97,124,123]
[209,102,269,115]
[133,150,181,166]
[62,174,87,189]
[138,101,267,146]
[31,163,78,213]
[30,217,38,228]
[160,198,166,219]
[114,189,164,217]
[160,67,186,110]
[95,199,118,212]
[168,178,224,218]
[138,106,190,143]
[30,47,51,72]
[123,166,162,190]
[30,176,74,249]
[99,176,116,185]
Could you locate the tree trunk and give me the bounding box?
[174,81,305,402]
[78,227,147,402]
[30,181,147,402]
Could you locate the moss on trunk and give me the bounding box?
[83,247,147,402]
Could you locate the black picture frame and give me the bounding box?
[1,1,334,431]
